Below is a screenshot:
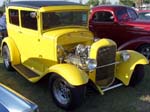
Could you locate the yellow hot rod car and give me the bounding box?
[1,1,148,110]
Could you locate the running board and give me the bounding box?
[102,83,123,92]
[13,64,40,79]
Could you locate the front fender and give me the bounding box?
[115,50,148,85]
[48,64,89,86]
[1,37,20,65]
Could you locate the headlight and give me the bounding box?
[86,59,97,71]
[120,51,130,61]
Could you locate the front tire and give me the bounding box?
[50,75,86,110]
[129,64,144,87]
[2,45,13,71]
[137,44,150,59]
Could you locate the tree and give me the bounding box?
[87,0,99,6]
[3,0,11,6]
[144,0,150,4]
[134,0,145,9]
[1,0,11,12]
[105,0,112,5]
[120,0,135,6]
[101,0,106,4]
[79,0,82,4]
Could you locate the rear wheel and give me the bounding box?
[137,44,150,59]
[50,75,86,110]
[2,45,13,71]
[129,64,144,87]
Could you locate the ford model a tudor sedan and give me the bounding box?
[1,1,148,110]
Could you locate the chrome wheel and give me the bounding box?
[50,75,86,110]
[3,49,10,68]
[52,78,71,105]
[4,58,10,68]
[2,45,13,71]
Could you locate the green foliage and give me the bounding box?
[101,0,106,4]
[144,0,150,4]
[87,0,99,6]
[0,7,5,12]
[120,0,135,6]
[98,0,112,5]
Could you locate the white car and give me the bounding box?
[0,83,39,112]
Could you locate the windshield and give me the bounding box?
[127,8,138,20]
[42,11,88,30]
[116,8,138,21]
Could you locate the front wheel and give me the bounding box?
[129,64,144,87]
[50,75,86,110]
[2,45,13,71]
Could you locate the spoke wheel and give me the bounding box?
[53,78,71,105]
[50,75,86,110]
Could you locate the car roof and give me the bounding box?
[92,5,131,11]
[7,1,82,9]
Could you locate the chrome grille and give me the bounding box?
[96,45,116,86]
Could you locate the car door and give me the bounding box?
[19,10,43,72]
[90,10,129,46]
[113,7,138,47]
[89,11,115,38]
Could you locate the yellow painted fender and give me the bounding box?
[1,37,20,65]
[115,50,148,85]
[48,64,89,86]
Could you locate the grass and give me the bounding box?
[0,57,150,112]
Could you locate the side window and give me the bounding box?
[127,8,138,20]
[9,9,19,26]
[116,9,128,21]
[93,11,114,22]
[21,11,37,30]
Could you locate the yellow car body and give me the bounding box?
[1,1,148,110]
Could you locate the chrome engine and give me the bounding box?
[57,44,96,71]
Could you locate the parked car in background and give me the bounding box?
[1,1,148,110]
[138,10,150,20]
[0,83,39,112]
[89,5,150,59]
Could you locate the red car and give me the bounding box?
[89,5,150,59]
[138,10,150,20]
